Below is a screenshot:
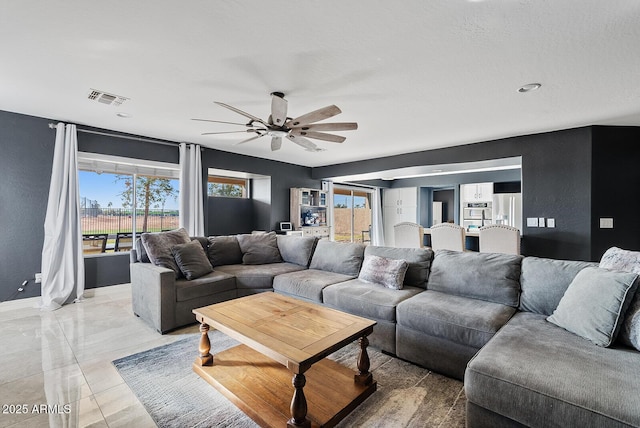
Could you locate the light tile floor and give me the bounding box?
[0,284,197,428]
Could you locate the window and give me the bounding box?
[333,186,373,243]
[207,175,249,198]
[78,153,179,254]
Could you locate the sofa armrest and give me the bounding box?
[130,262,178,333]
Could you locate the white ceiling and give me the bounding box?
[1,1,639,168]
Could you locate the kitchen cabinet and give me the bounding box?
[290,188,330,239]
[383,187,418,246]
[461,182,493,202]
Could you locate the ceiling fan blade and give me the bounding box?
[270,94,288,126]
[191,118,249,126]
[214,101,267,125]
[271,136,282,151]
[201,130,258,136]
[233,133,265,146]
[289,130,346,143]
[286,135,321,151]
[289,122,358,132]
[286,105,342,127]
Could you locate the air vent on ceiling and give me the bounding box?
[87,89,129,107]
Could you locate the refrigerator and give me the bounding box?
[492,193,522,231]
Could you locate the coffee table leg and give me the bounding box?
[354,335,373,385]
[288,373,311,428]
[195,323,213,366]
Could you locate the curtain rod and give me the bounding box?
[48,123,180,147]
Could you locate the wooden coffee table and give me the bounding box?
[192,292,377,428]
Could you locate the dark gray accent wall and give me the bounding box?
[590,126,640,260]
[1,111,54,300]
[315,127,594,261]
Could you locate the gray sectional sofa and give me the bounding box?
[130,228,640,427]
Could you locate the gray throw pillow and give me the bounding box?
[236,232,283,265]
[140,228,191,279]
[547,267,639,347]
[358,254,409,290]
[207,236,243,266]
[171,240,213,280]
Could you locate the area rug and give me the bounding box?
[113,330,466,427]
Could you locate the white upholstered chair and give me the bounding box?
[479,224,521,255]
[429,223,466,252]
[393,222,424,248]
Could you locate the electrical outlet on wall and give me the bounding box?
[35,273,42,283]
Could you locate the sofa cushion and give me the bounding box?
[309,240,365,276]
[323,279,422,322]
[171,239,213,280]
[140,228,191,279]
[620,295,640,351]
[358,254,408,290]
[465,312,640,428]
[273,269,355,303]
[547,266,638,347]
[397,290,516,349]
[236,232,283,265]
[175,270,236,302]
[276,235,317,267]
[214,262,305,289]
[207,236,243,266]
[134,238,150,263]
[520,256,597,316]
[364,246,433,288]
[428,250,522,307]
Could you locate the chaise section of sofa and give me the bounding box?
[322,245,433,354]
[396,249,522,380]
[463,256,640,428]
[466,311,640,428]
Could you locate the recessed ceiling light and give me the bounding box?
[518,83,541,93]
[116,112,132,118]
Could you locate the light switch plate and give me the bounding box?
[547,218,556,228]
[600,218,614,229]
[538,217,546,227]
[527,217,538,227]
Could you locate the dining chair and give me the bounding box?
[429,223,466,251]
[115,232,134,252]
[82,234,108,254]
[393,222,424,248]
[479,224,521,255]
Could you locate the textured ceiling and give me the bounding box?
[1,1,639,167]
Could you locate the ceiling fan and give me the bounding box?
[192,92,357,152]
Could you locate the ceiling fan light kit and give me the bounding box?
[193,92,357,152]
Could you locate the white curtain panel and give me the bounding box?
[40,123,85,311]
[179,143,204,236]
[371,187,386,246]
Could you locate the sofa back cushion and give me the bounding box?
[276,235,318,267]
[364,246,433,288]
[309,240,365,276]
[236,231,283,265]
[207,236,243,266]
[520,256,597,315]
[428,250,522,307]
